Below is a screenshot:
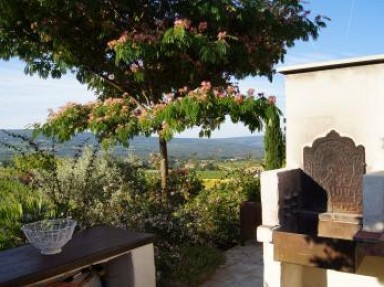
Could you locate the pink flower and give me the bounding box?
[174,19,191,29]
[217,31,227,41]
[234,94,245,104]
[198,22,208,32]
[178,86,189,93]
[247,88,255,96]
[184,19,191,30]
[268,96,277,105]
[164,93,174,103]
[117,32,129,44]
[107,39,117,49]
[226,85,237,94]
[200,81,212,91]
[130,63,139,73]
[174,19,184,27]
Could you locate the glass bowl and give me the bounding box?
[21,219,77,255]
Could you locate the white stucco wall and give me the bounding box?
[283,58,384,171]
[259,55,384,287]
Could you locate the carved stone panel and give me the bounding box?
[303,130,365,214]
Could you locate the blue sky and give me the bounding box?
[1,0,383,137]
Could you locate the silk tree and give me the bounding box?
[0,0,326,193]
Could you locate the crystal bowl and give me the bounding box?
[21,219,77,255]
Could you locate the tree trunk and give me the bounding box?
[159,136,169,197]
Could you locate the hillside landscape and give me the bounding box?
[0,129,264,162]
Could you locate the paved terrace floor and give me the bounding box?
[201,242,263,287]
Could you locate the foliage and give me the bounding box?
[0,167,53,250]
[0,0,327,190]
[0,0,326,96]
[264,105,285,170]
[164,245,224,287]
[41,86,276,145]
[145,154,203,198]
[237,169,261,202]
[0,132,260,284]
[181,169,260,248]
[35,149,146,230]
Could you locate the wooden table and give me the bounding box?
[0,226,155,287]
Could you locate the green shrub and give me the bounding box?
[30,148,145,230]
[180,169,260,249]
[182,185,242,248]
[161,245,224,287]
[0,168,53,250]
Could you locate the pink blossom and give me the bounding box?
[217,31,227,41]
[130,63,139,73]
[104,98,114,105]
[164,93,174,103]
[198,22,208,32]
[200,81,212,91]
[174,18,191,29]
[108,31,129,49]
[178,86,189,93]
[184,19,191,30]
[174,19,184,27]
[117,31,129,43]
[226,85,237,94]
[107,40,117,49]
[268,95,277,105]
[247,88,255,96]
[234,94,245,104]
[213,88,226,98]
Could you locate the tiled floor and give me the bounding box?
[200,242,263,287]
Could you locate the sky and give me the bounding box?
[1,0,384,138]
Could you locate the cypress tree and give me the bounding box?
[264,112,285,170]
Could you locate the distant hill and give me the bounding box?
[0,129,264,161]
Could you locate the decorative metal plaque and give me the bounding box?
[303,130,365,214]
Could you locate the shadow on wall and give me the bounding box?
[304,235,355,272]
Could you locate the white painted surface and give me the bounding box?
[260,168,291,227]
[278,54,384,74]
[105,244,156,287]
[130,244,156,287]
[259,55,384,287]
[284,62,384,171]
[263,242,282,287]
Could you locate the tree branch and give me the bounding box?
[82,65,145,109]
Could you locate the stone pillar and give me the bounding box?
[257,168,291,287]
